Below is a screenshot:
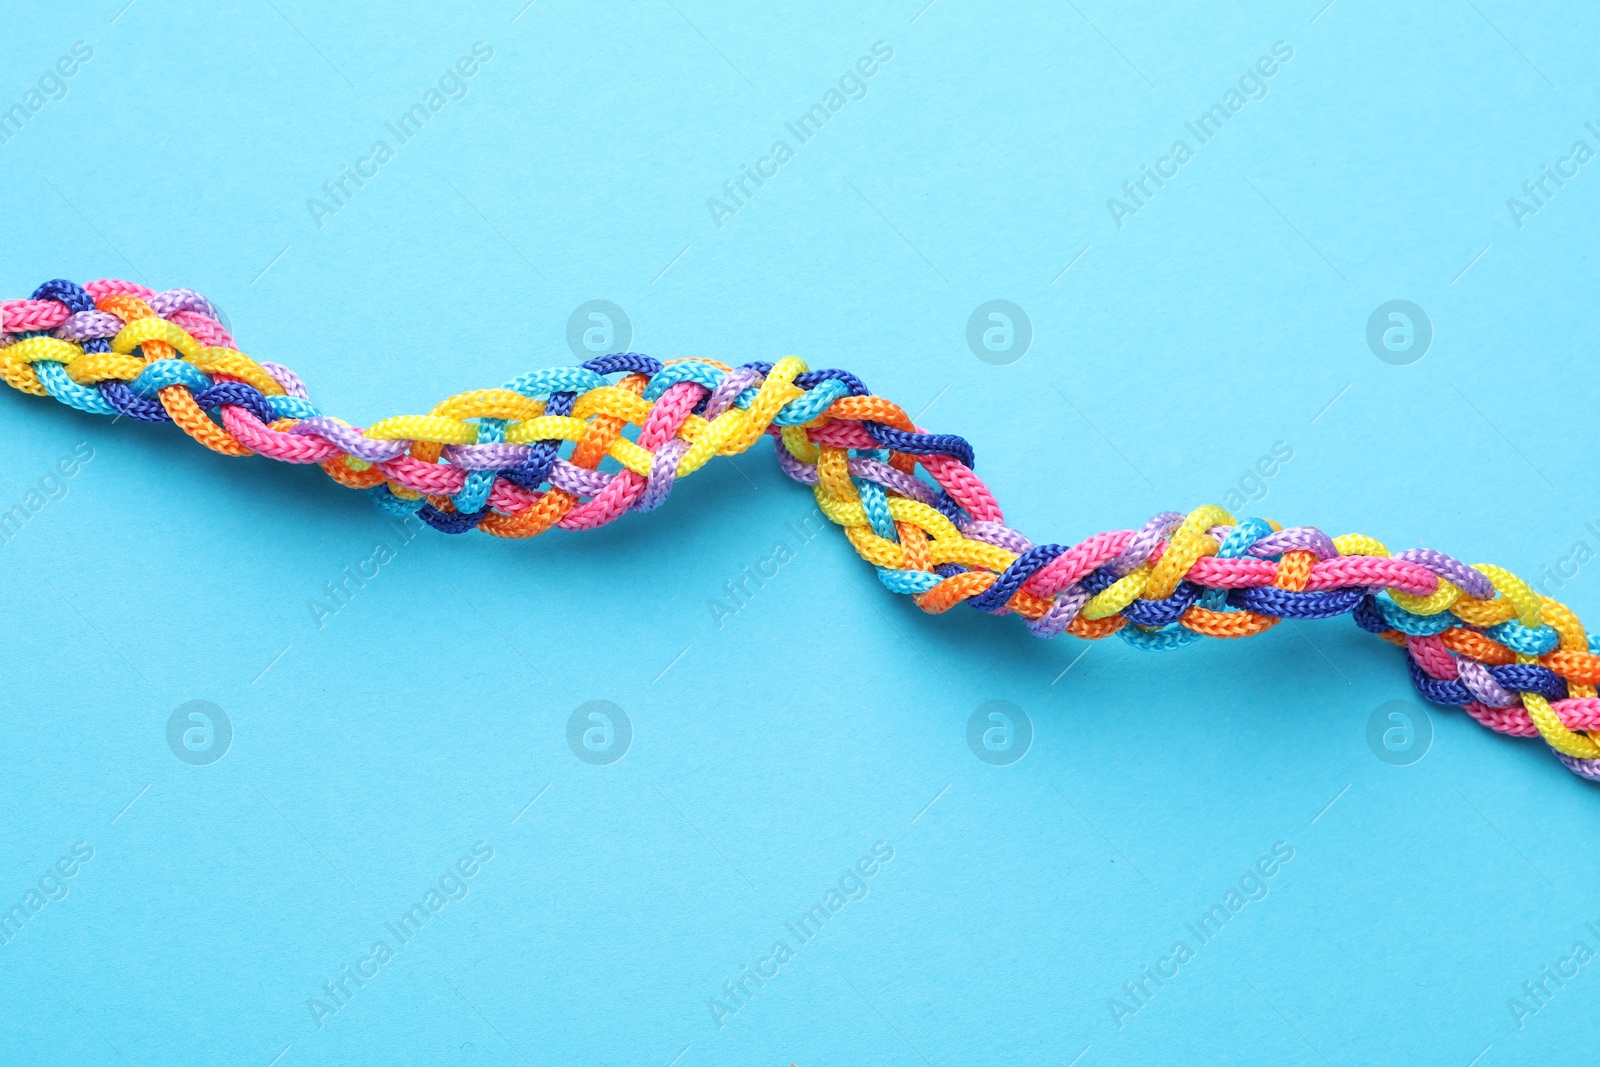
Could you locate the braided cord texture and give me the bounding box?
[6,278,1600,779]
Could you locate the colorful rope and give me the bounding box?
[4,278,1598,778]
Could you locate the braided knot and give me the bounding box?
[5,278,1598,779]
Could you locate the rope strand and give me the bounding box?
[5,278,1597,778]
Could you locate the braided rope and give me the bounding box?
[5,278,1598,778]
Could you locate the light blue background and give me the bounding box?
[3,2,1599,1064]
